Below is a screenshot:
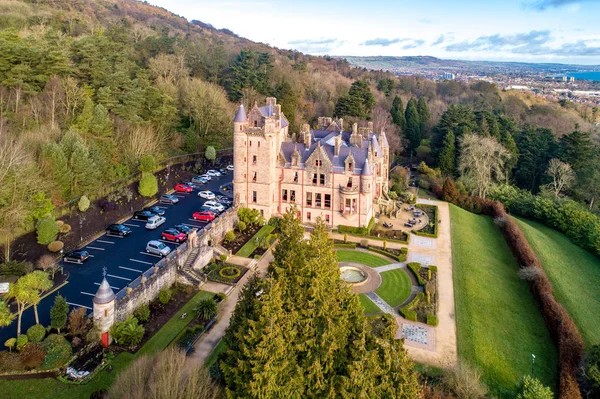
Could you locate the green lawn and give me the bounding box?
[516,217,600,347]
[0,290,214,399]
[374,269,412,307]
[205,339,227,367]
[336,250,391,268]
[235,225,275,257]
[450,204,557,397]
[359,294,382,314]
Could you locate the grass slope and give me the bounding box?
[336,250,391,268]
[375,269,412,308]
[450,205,557,396]
[359,294,382,314]
[0,290,213,399]
[516,217,600,347]
[235,225,275,257]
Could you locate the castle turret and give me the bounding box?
[361,158,373,194]
[93,277,115,347]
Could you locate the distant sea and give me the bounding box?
[566,71,600,82]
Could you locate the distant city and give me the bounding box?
[343,56,600,106]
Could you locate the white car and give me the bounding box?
[145,215,166,230]
[203,201,225,212]
[191,176,208,185]
[198,190,215,200]
[206,170,221,177]
[226,164,234,171]
[146,240,171,257]
[200,174,212,181]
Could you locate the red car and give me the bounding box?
[174,183,193,193]
[161,228,187,243]
[192,210,216,222]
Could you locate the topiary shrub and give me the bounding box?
[427,315,438,326]
[16,334,29,350]
[58,223,71,234]
[236,221,247,232]
[19,343,45,370]
[41,334,72,370]
[47,241,64,253]
[26,324,46,343]
[219,254,228,262]
[133,305,150,323]
[138,172,158,197]
[158,289,172,305]
[223,230,235,244]
[139,155,157,173]
[78,195,90,212]
[37,217,59,245]
[399,308,417,321]
[4,338,16,352]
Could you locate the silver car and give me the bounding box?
[146,240,171,257]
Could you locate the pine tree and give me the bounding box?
[559,127,594,174]
[70,142,100,196]
[73,96,94,134]
[438,131,456,175]
[417,97,430,134]
[90,104,113,137]
[41,143,72,200]
[334,80,376,119]
[50,294,68,334]
[404,99,421,155]
[390,96,405,133]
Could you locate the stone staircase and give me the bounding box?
[179,247,207,287]
[212,244,230,257]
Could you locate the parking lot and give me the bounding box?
[0,173,233,343]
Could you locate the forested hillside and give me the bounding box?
[0,0,597,262]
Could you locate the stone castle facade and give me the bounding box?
[232,97,389,228]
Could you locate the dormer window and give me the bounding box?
[347,178,353,188]
[253,121,258,127]
[314,159,322,167]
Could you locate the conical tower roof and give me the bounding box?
[233,104,247,122]
[362,159,372,176]
[93,278,115,305]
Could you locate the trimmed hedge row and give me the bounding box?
[399,292,425,321]
[434,178,584,399]
[407,262,426,286]
[338,217,376,236]
[333,243,357,249]
[426,315,438,326]
[412,204,439,238]
[367,247,406,262]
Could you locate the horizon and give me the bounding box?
[147,0,600,66]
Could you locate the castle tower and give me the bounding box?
[93,277,115,347]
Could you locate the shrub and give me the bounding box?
[110,316,145,347]
[428,265,438,273]
[78,195,90,212]
[138,172,158,197]
[177,325,205,349]
[360,239,369,248]
[400,247,408,255]
[442,364,488,399]
[158,288,172,305]
[268,216,281,228]
[205,146,216,163]
[399,308,417,321]
[86,326,102,343]
[236,221,247,232]
[41,334,72,370]
[68,307,89,336]
[139,155,157,173]
[216,293,227,301]
[517,375,553,399]
[37,217,59,245]
[407,263,426,285]
[71,336,82,349]
[16,334,29,350]
[47,240,64,253]
[367,246,400,261]
[343,233,348,243]
[586,345,600,397]
[0,260,33,276]
[0,351,22,372]
[334,243,357,249]
[238,208,262,226]
[4,338,16,352]
[223,230,236,244]
[426,315,438,326]
[58,223,71,234]
[20,343,45,370]
[193,297,217,321]
[133,305,151,323]
[219,254,228,262]
[27,324,46,343]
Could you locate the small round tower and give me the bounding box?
[93,277,116,347]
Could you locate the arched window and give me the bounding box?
[253,121,258,127]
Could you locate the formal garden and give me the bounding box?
[206,261,248,285]
[337,217,410,244]
[221,208,279,259]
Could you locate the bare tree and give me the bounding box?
[370,106,402,156]
[0,137,28,187]
[543,158,575,200]
[458,134,510,199]
[61,76,84,119]
[119,125,165,170]
[43,76,65,130]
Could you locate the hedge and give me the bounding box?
[333,243,357,249]
[407,262,426,286]
[367,247,406,262]
[399,308,417,321]
[337,229,410,245]
[428,265,438,273]
[426,315,438,326]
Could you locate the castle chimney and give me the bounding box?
[367,121,374,131]
[334,134,341,156]
[301,124,312,148]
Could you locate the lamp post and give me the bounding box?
[531,354,536,377]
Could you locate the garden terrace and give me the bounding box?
[412,204,438,238]
[206,262,248,285]
[235,225,276,258]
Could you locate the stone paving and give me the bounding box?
[408,253,435,266]
[374,262,406,272]
[401,324,429,345]
[365,292,395,314]
[413,236,437,249]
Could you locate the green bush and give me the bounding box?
[268,216,282,228]
[4,338,16,351]
[26,324,46,343]
[236,221,247,232]
[78,195,90,212]
[133,305,151,323]
[367,246,401,261]
[139,155,157,173]
[110,316,145,347]
[58,223,71,234]
[366,216,376,233]
[216,293,227,301]
[37,217,59,245]
[403,292,424,310]
[338,225,368,235]
[219,254,228,262]
[47,240,64,253]
[177,325,205,349]
[407,262,426,285]
[138,172,158,197]
[223,230,236,244]
[426,315,438,326]
[516,375,553,399]
[16,334,29,350]
[399,308,417,321]
[205,146,216,163]
[400,247,408,255]
[334,243,357,249]
[428,265,438,273]
[158,289,172,305]
[19,343,46,370]
[41,334,71,370]
[0,260,32,277]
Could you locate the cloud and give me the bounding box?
[444,30,600,57]
[525,0,599,11]
[432,35,445,46]
[289,38,338,45]
[401,39,425,49]
[287,38,344,54]
[361,38,403,47]
[419,18,433,24]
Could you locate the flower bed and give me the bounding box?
[221,224,261,254]
[207,262,248,285]
[400,262,438,324]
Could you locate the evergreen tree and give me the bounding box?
[138,172,158,197]
[404,99,421,155]
[438,131,456,175]
[334,80,376,119]
[416,97,430,135]
[90,104,113,137]
[559,127,594,174]
[514,126,558,192]
[70,142,100,196]
[41,143,72,200]
[73,96,94,134]
[498,116,519,178]
[275,80,299,128]
[50,294,68,334]
[390,96,405,133]
[431,105,476,161]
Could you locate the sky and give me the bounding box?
[146,0,600,65]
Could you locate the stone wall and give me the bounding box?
[196,207,238,248]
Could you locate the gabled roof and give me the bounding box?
[233,104,247,122]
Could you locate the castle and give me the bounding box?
[232,97,389,228]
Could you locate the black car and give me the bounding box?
[106,224,131,237]
[144,205,165,216]
[63,250,90,264]
[133,210,155,221]
[159,194,179,204]
[174,224,193,235]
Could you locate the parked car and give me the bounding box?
[146,240,171,257]
[106,224,131,237]
[144,205,165,216]
[174,183,193,193]
[146,215,166,230]
[159,194,179,204]
[226,164,234,171]
[133,210,155,221]
[200,174,212,181]
[191,176,208,185]
[215,195,232,204]
[161,228,187,243]
[180,180,199,189]
[173,224,193,235]
[192,210,216,222]
[198,205,219,215]
[206,169,221,177]
[198,190,215,200]
[63,250,90,264]
[218,168,228,175]
[203,201,225,212]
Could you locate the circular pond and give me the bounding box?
[340,266,367,284]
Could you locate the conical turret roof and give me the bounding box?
[362,159,372,176]
[233,104,247,122]
[93,278,115,305]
